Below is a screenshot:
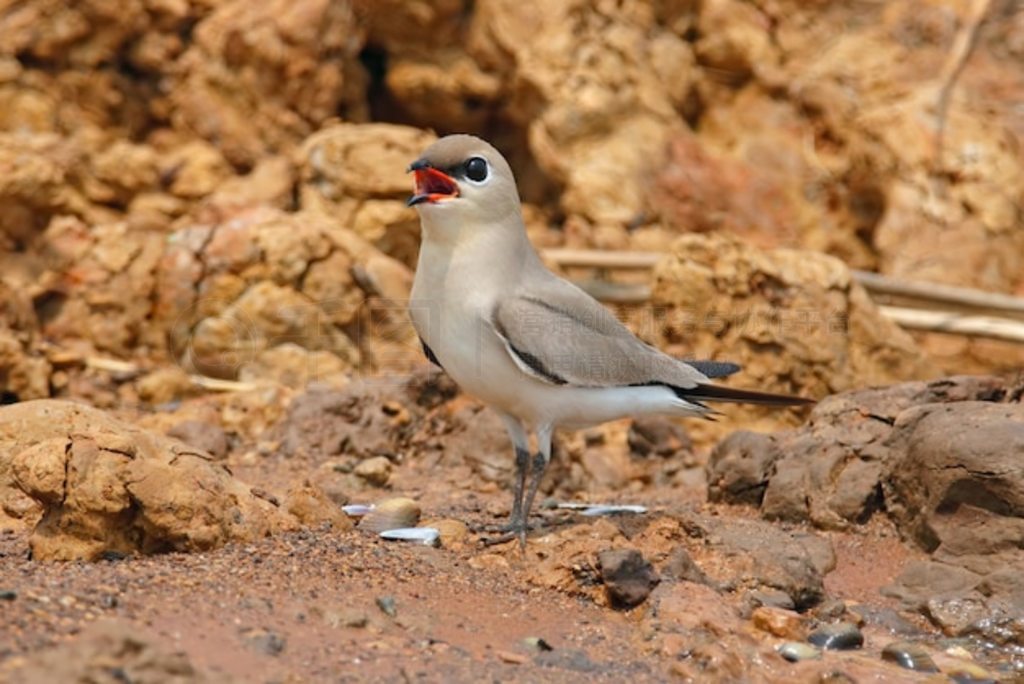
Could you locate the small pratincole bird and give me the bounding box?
[406,134,812,545]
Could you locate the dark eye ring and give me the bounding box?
[464,156,488,182]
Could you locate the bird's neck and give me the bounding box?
[414,213,541,295]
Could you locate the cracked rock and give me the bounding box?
[1,399,340,561]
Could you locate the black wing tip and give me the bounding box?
[686,360,742,379]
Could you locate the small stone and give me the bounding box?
[240,628,286,656]
[524,637,554,652]
[944,659,999,683]
[777,642,821,662]
[0,590,16,601]
[376,595,397,618]
[421,518,469,547]
[360,498,420,533]
[881,641,939,673]
[808,622,864,650]
[598,549,660,609]
[354,456,392,487]
[752,606,805,639]
[495,649,527,664]
[325,608,368,629]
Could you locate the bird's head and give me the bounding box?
[407,134,522,234]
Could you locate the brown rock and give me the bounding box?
[751,606,806,640]
[354,456,392,488]
[0,280,52,403]
[167,420,230,460]
[599,548,660,608]
[652,233,932,443]
[2,400,295,560]
[284,480,351,530]
[685,513,836,611]
[297,123,436,266]
[167,0,368,168]
[155,207,419,379]
[885,401,1024,568]
[35,215,167,357]
[423,518,470,548]
[708,375,1020,537]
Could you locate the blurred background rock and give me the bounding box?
[0,0,1021,409]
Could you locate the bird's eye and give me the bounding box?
[464,156,488,182]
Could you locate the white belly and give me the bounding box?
[411,298,704,427]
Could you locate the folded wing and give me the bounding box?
[491,277,811,407]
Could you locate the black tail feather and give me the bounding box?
[675,383,815,407]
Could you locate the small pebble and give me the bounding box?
[0,590,16,601]
[777,642,821,662]
[524,637,554,652]
[240,628,286,656]
[354,456,392,487]
[807,622,864,650]
[945,660,999,684]
[495,649,527,665]
[325,608,368,629]
[376,595,397,618]
[881,641,939,673]
[342,504,374,517]
[360,498,421,533]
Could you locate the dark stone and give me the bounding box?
[240,628,286,656]
[807,622,864,650]
[881,641,939,672]
[627,418,692,458]
[661,547,715,588]
[598,549,660,609]
[375,595,397,618]
[706,431,780,506]
[777,641,820,662]
[707,376,1016,532]
[683,514,834,611]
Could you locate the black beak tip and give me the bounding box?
[408,159,430,172]
[407,194,426,207]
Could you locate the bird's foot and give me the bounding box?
[477,518,533,548]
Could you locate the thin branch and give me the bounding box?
[932,0,992,169]
[543,248,1024,321]
[879,306,1024,344]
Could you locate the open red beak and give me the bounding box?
[408,166,459,206]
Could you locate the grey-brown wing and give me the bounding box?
[491,279,708,390]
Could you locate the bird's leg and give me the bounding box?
[517,450,550,548]
[478,414,532,538]
[516,424,554,549]
[508,445,530,531]
[478,446,532,544]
